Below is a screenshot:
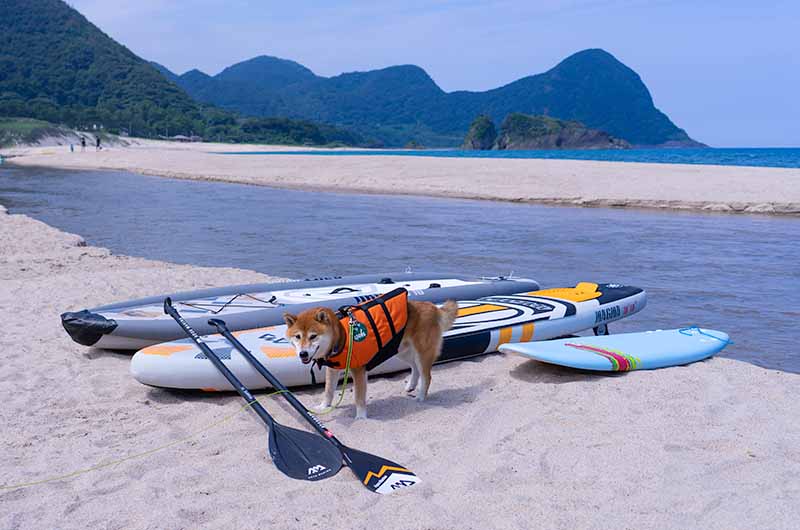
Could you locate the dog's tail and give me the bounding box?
[437,300,459,331]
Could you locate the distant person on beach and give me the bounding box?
[96,136,101,151]
[80,137,86,151]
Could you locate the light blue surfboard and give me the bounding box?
[498,327,730,371]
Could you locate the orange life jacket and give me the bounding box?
[321,287,408,371]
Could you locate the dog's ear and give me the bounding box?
[283,312,297,327]
[315,309,328,323]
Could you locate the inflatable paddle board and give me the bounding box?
[499,327,730,371]
[62,273,540,350]
[130,282,646,390]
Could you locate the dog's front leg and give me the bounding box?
[315,367,337,411]
[353,367,368,419]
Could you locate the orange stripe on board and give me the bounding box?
[261,345,295,359]
[233,326,279,338]
[520,322,535,342]
[201,387,219,392]
[498,327,513,346]
[139,344,194,357]
[457,304,507,317]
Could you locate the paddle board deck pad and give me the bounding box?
[131,282,645,390]
[62,272,540,349]
[499,327,729,371]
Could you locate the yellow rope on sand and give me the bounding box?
[0,390,288,492]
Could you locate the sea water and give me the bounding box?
[218,147,800,169]
[1,166,798,372]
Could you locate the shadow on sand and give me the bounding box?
[508,357,628,384]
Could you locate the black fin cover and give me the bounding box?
[61,310,118,346]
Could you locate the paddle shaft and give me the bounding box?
[208,320,342,445]
[164,299,276,429]
[208,318,422,494]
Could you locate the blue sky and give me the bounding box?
[71,0,799,147]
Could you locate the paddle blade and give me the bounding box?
[341,445,421,494]
[268,424,343,481]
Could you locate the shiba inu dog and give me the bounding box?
[284,298,458,419]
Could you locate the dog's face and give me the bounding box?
[283,309,336,365]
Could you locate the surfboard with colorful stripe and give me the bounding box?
[499,327,730,371]
[130,282,646,390]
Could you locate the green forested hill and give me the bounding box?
[0,0,363,146]
[164,49,703,148]
[0,0,204,136]
[493,114,630,150]
[2,0,698,148]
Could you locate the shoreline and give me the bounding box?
[2,201,799,528]
[4,139,799,216]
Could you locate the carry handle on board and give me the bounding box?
[207,317,422,495]
[163,298,343,482]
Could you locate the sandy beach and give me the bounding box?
[1,200,799,529]
[4,139,800,215]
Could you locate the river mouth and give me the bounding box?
[2,165,798,372]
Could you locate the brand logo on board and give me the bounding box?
[308,465,328,476]
[595,305,621,323]
[374,473,422,494]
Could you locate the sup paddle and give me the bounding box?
[164,298,342,482]
[208,318,422,495]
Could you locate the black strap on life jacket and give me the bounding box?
[312,288,408,372]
